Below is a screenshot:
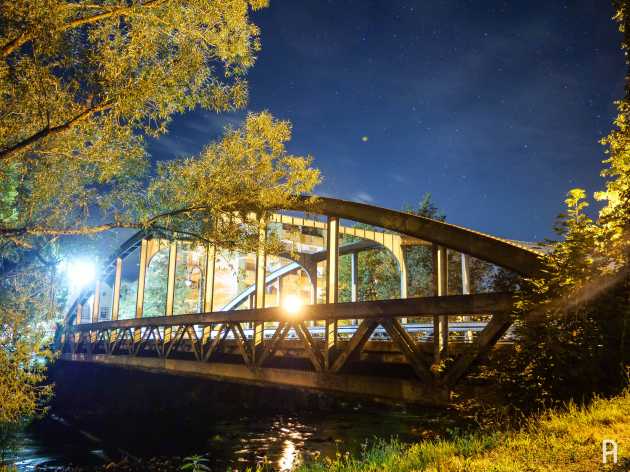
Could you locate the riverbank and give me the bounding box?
[297,390,630,471]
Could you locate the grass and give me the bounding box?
[296,391,630,471]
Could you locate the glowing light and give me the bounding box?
[283,295,303,315]
[64,259,96,289]
[361,136,369,142]
[278,439,296,471]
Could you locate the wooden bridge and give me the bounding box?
[58,196,544,406]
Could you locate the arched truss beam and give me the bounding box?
[285,196,544,277]
[219,240,384,311]
[65,195,544,323]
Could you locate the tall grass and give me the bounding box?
[297,391,630,471]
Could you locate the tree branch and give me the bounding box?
[1,0,169,59]
[0,102,112,161]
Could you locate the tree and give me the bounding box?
[0,0,270,253]
[0,268,57,455]
[0,0,321,439]
[498,2,630,405]
[404,193,445,298]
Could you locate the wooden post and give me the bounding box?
[325,216,339,369]
[252,222,266,363]
[350,251,358,303]
[111,258,122,321]
[164,241,177,344]
[110,257,122,346]
[461,253,471,323]
[395,238,408,323]
[204,245,216,313]
[92,280,101,324]
[90,283,100,344]
[202,245,216,347]
[134,239,148,343]
[432,244,448,363]
[350,251,359,325]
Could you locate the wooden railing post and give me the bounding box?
[90,280,101,345]
[325,216,339,369]
[461,253,471,325]
[432,244,448,363]
[252,221,267,364]
[164,241,177,344]
[202,244,216,347]
[350,251,359,325]
[134,239,148,344]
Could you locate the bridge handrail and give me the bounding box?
[68,293,513,332]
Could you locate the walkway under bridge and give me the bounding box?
[59,196,544,405]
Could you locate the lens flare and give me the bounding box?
[283,295,303,315]
[65,259,96,289]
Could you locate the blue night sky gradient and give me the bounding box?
[148,0,626,243]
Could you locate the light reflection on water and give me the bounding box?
[204,409,453,470]
[278,440,296,471]
[10,406,462,470]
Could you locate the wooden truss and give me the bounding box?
[63,294,515,393]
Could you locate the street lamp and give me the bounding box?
[64,259,96,289]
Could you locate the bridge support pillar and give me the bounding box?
[433,245,449,364]
[252,221,267,364]
[325,216,340,369]
[112,257,122,322]
[134,239,149,344]
[350,251,359,325]
[461,253,471,323]
[164,241,177,344]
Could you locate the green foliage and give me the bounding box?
[403,194,445,298]
[297,391,630,471]
[496,3,630,409]
[0,0,320,450]
[0,1,322,256]
[499,190,629,408]
[180,455,210,472]
[0,264,58,451]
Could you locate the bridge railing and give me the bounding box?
[62,293,515,396]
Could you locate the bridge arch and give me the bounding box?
[60,195,545,405]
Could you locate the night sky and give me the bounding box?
[148,0,626,243]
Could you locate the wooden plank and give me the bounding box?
[111,258,122,321]
[252,223,266,364]
[433,244,449,363]
[442,312,513,387]
[255,322,290,367]
[133,326,154,356]
[72,293,513,331]
[330,319,379,373]
[92,280,101,324]
[165,326,186,358]
[324,216,339,369]
[186,326,201,361]
[293,322,324,372]
[203,323,229,361]
[231,323,252,366]
[381,319,433,383]
[164,242,177,344]
[64,354,451,406]
[203,245,215,312]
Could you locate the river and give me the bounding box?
[5,403,465,471]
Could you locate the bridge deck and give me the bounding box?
[62,294,515,406]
